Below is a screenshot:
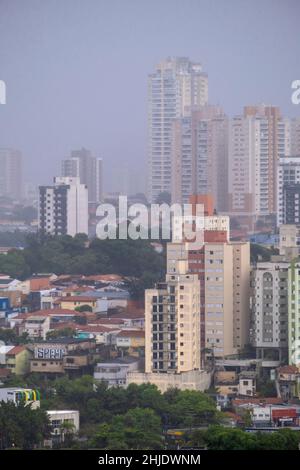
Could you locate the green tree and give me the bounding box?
[0,401,50,449]
[46,328,75,340]
[166,390,218,428]
[90,408,163,450]
[75,305,93,313]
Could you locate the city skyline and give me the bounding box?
[0,0,299,192]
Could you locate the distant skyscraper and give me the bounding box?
[0,148,23,200]
[62,148,103,203]
[243,105,287,215]
[148,57,208,202]
[38,176,88,236]
[290,117,300,156]
[228,105,289,224]
[171,105,228,210]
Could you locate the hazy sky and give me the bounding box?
[0,0,299,190]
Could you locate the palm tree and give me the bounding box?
[60,420,76,446]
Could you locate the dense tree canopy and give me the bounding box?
[0,234,165,290]
[1,375,299,450]
[200,425,300,450]
[0,401,50,449]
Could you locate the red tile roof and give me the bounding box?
[278,365,299,374]
[6,345,26,356]
[62,286,95,294]
[233,397,282,406]
[117,330,145,338]
[58,296,97,302]
[33,308,79,316]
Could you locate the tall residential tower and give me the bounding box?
[148,57,208,202]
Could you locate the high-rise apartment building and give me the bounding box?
[0,148,23,201]
[148,57,208,202]
[145,259,200,374]
[204,241,250,357]
[251,261,289,362]
[277,157,300,225]
[166,195,250,358]
[171,106,228,210]
[62,148,103,203]
[228,106,289,225]
[282,184,300,224]
[167,240,250,359]
[288,262,300,366]
[38,177,88,236]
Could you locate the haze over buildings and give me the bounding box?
[0,0,299,193]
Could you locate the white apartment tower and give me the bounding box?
[148,57,208,202]
[228,105,289,221]
[251,261,289,362]
[38,176,88,236]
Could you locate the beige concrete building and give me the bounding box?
[145,259,200,374]
[167,239,250,358]
[128,254,210,392]
[128,369,211,393]
[204,242,250,357]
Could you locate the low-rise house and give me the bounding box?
[238,371,257,397]
[47,410,79,444]
[30,338,99,377]
[56,296,99,312]
[31,308,83,324]
[29,274,57,292]
[277,365,300,400]
[24,315,51,340]
[40,289,62,310]
[94,357,140,387]
[75,325,120,345]
[0,290,22,308]
[5,345,32,375]
[115,330,145,355]
[251,405,300,427]
[214,370,239,406]
[0,276,20,290]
